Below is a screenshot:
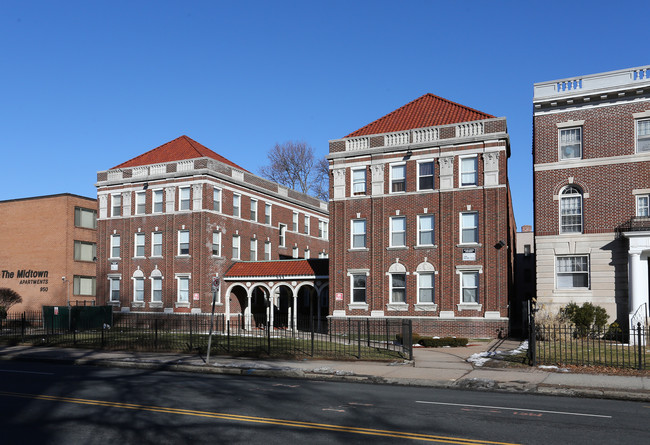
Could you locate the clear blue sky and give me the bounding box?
[1,1,648,228]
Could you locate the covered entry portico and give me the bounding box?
[623,230,650,331]
[222,259,329,332]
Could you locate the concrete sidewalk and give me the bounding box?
[1,340,649,402]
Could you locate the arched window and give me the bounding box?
[388,262,407,304]
[560,185,582,233]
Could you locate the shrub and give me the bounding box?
[418,337,469,348]
[395,333,422,345]
[559,302,609,337]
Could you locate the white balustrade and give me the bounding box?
[346,137,369,151]
[150,164,166,175]
[384,132,409,146]
[108,170,123,180]
[177,160,193,171]
[455,122,484,138]
[412,127,439,143]
[132,166,148,177]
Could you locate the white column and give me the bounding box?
[245,293,252,330]
[268,293,274,330]
[292,291,298,332]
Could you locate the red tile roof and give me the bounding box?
[113,135,248,172]
[345,93,494,138]
[225,259,329,278]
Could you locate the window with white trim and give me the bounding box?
[418,272,434,303]
[560,185,583,233]
[390,273,406,303]
[304,248,310,259]
[250,199,257,221]
[179,187,191,211]
[74,275,96,296]
[418,161,434,190]
[279,223,287,247]
[250,239,257,261]
[135,192,146,215]
[111,194,122,217]
[636,119,650,153]
[212,231,221,256]
[213,188,222,212]
[265,203,272,225]
[233,194,240,217]
[460,212,478,244]
[292,246,299,258]
[177,276,189,303]
[151,277,162,302]
[232,235,240,260]
[178,230,190,256]
[110,234,121,259]
[390,216,406,247]
[264,241,271,260]
[352,168,366,195]
[153,190,163,213]
[152,232,162,257]
[556,255,589,289]
[134,233,145,257]
[460,156,478,186]
[418,215,435,246]
[319,220,328,239]
[304,215,310,235]
[559,127,582,159]
[351,274,366,303]
[133,276,144,302]
[74,240,96,262]
[391,164,406,193]
[351,219,366,248]
[109,277,120,302]
[460,271,479,303]
[637,195,649,217]
[292,212,298,231]
[74,207,97,229]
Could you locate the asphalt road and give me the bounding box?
[0,360,648,444]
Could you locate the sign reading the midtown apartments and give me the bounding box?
[1,269,49,286]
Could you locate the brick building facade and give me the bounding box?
[533,65,650,329]
[95,136,329,318]
[0,194,97,313]
[327,94,515,338]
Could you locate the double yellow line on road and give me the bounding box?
[0,390,519,444]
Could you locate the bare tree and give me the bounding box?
[0,288,22,317]
[312,157,330,201]
[259,141,329,200]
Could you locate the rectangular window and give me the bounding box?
[134,277,144,302]
[418,161,434,190]
[418,215,435,246]
[250,199,258,221]
[135,192,146,215]
[461,212,478,244]
[559,127,582,159]
[391,164,406,193]
[178,230,190,255]
[109,277,120,302]
[73,275,96,296]
[352,168,366,195]
[352,219,367,248]
[390,216,406,247]
[153,190,164,213]
[233,194,241,217]
[304,215,310,235]
[110,234,121,258]
[279,223,287,247]
[391,273,406,303]
[293,212,299,231]
[304,248,310,259]
[213,188,222,212]
[264,241,271,260]
[232,235,240,260]
[461,271,479,303]
[152,277,162,302]
[292,246,299,258]
[250,239,257,261]
[111,194,122,217]
[460,156,478,186]
[418,273,434,303]
[638,119,650,152]
[352,274,366,303]
[74,240,96,262]
[134,233,145,257]
[177,276,189,302]
[74,207,97,229]
[265,203,272,225]
[319,220,329,239]
[152,232,162,256]
[212,232,221,256]
[179,187,191,211]
[556,256,589,289]
[637,195,650,217]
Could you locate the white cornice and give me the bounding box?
[534,152,650,171]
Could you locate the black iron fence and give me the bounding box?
[0,311,412,360]
[529,322,649,370]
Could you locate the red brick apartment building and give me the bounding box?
[0,194,97,313]
[95,136,329,324]
[533,65,650,329]
[327,94,515,338]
